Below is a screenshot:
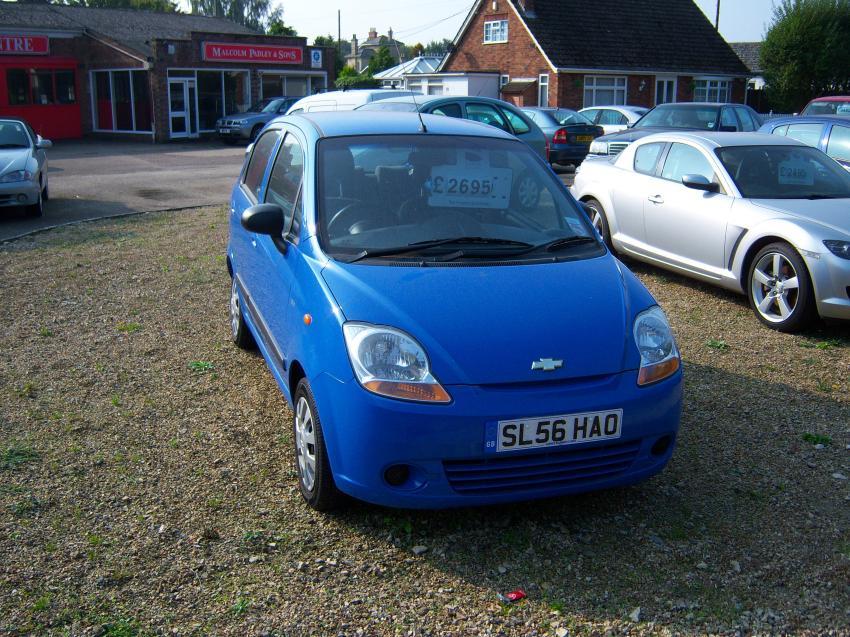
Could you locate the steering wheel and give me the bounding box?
[327,201,374,236]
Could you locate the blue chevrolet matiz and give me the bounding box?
[227,112,683,510]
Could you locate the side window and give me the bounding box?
[786,123,824,148]
[734,106,756,132]
[634,142,665,176]
[465,103,509,131]
[266,134,305,235]
[583,109,600,124]
[720,108,738,131]
[501,108,530,134]
[770,124,789,137]
[242,130,279,200]
[431,102,462,118]
[598,110,624,126]
[826,124,850,163]
[661,143,715,183]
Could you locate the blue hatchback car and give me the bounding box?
[227,112,683,510]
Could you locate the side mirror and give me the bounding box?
[241,203,284,236]
[36,135,52,149]
[682,174,719,193]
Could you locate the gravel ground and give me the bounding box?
[1,206,848,637]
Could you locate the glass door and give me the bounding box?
[655,77,677,105]
[168,79,198,139]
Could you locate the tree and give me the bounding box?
[314,35,348,72]
[423,38,453,56]
[761,0,850,111]
[53,0,179,10]
[411,42,425,57]
[190,0,280,31]
[267,16,297,36]
[366,45,395,75]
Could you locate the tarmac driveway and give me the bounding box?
[0,139,247,242]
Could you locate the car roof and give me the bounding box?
[763,115,850,126]
[634,131,806,149]
[808,96,850,102]
[277,111,518,141]
[365,95,513,107]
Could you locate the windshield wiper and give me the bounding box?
[537,235,598,252]
[342,236,534,264]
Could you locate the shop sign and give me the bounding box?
[0,35,49,55]
[310,49,322,69]
[202,42,303,64]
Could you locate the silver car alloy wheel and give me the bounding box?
[589,208,604,236]
[751,251,800,323]
[295,396,317,492]
[229,278,241,339]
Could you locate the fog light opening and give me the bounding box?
[384,464,411,487]
[651,435,672,457]
[17,194,27,203]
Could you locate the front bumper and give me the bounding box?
[310,368,683,509]
[0,180,39,207]
[217,124,252,140]
[808,251,850,320]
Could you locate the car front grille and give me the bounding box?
[222,120,242,126]
[607,142,630,155]
[443,438,641,495]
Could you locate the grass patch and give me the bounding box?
[705,339,730,352]
[802,433,831,446]
[799,338,842,350]
[116,322,142,334]
[1,444,39,470]
[189,360,215,374]
[230,597,250,617]
[38,327,53,338]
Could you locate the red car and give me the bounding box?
[801,96,850,117]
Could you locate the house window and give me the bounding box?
[693,78,730,102]
[500,74,510,87]
[92,69,151,133]
[484,20,508,43]
[584,76,627,107]
[538,74,549,107]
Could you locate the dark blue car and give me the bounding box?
[521,107,604,167]
[227,112,683,510]
[759,115,850,170]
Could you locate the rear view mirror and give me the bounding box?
[241,203,284,236]
[681,174,719,193]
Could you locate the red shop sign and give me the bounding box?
[202,42,303,65]
[0,35,49,55]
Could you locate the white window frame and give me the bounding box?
[90,68,153,135]
[538,74,549,107]
[500,74,510,87]
[483,19,509,43]
[655,75,677,106]
[167,67,252,133]
[693,77,731,103]
[583,75,627,107]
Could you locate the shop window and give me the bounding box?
[262,75,283,99]
[132,71,151,131]
[55,71,75,104]
[94,71,113,130]
[93,69,151,133]
[225,71,249,115]
[112,71,133,131]
[287,77,307,97]
[6,69,29,105]
[311,76,325,95]
[198,71,223,130]
[30,70,55,105]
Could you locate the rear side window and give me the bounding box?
[734,106,756,131]
[770,124,789,137]
[501,108,530,134]
[266,134,305,234]
[465,103,509,131]
[786,123,823,148]
[826,124,850,162]
[582,109,600,123]
[431,102,462,118]
[599,110,627,126]
[661,143,715,183]
[242,130,279,200]
[634,142,665,175]
[720,108,738,131]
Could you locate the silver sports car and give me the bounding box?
[0,118,51,218]
[572,132,850,331]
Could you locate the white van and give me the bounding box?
[286,89,422,114]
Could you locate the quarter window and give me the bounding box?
[661,143,715,184]
[720,108,738,131]
[465,103,509,131]
[785,123,823,148]
[693,78,730,102]
[432,103,462,118]
[598,110,627,126]
[266,134,305,234]
[502,107,530,134]
[243,130,279,200]
[634,142,665,175]
[483,19,508,43]
[826,124,850,163]
[584,76,627,107]
[734,106,757,132]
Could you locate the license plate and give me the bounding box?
[576,135,594,143]
[487,409,622,453]
[219,128,230,134]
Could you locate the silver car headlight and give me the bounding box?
[0,170,32,183]
[343,322,451,403]
[633,306,680,386]
[589,140,608,155]
[823,240,850,260]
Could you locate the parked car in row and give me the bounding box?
[0,117,51,218]
[759,115,850,171]
[355,95,548,162]
[286,89,420,114]
[227,112,682,510]
[801,96,850,117]
[521,107,604,167]
[588,102,763,157]
[216,97,300,143]
[579,105,649,135]
[573,132,850,331]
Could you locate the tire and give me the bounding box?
[583,198,615,253]
[26,187,43,218]
[293,378,341,511]
[229,277,256,349]
[42,179,49,201]
[747,242,816,332]
[249,125,263,142]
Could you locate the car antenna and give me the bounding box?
[410,87,427,133]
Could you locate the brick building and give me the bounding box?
[0,3,335,142]
[439,0,750,110]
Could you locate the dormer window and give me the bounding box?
[484,19,508,43]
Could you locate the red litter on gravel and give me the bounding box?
[497,589,527,603]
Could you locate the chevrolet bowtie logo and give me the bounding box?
[531,358,563,372]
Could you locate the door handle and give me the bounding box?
[647,195,664,204]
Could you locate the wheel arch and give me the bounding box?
[288,360,307,404]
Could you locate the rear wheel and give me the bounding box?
[747,242,816,332]
[583,198,614,253]
[293,378,341,511]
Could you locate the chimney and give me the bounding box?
[352,34,358,56]
[388,27,393,41]
[368,27,377,40]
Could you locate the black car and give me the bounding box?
[588,102,763,156]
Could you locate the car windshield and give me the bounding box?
[318,134,601,262]
[554,109,592,125]
[717,145,850,199]
[248,99,283,113]
[0,121,31,148]
[802,100,850,117]
[635,105,720,130]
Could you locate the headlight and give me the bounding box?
[235,119,249,125]
[823,240,850,260]
[589,140,608,155]
[633,306,680,386]
[342,322,451,403]
[0,170,32,183]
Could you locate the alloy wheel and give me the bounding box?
[229,279,241,339]
[294,396,317,492]
[751,251,800,323]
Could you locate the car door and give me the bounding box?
[609,141,667,249]
[825,122,850,170]
[641,142,733,277]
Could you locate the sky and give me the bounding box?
[269,0,778,47]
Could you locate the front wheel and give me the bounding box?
[293,379,341,511]
[583,198,615,254]
[249,125,263,142]
[26,187,43,218]
[747,242,816,332]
